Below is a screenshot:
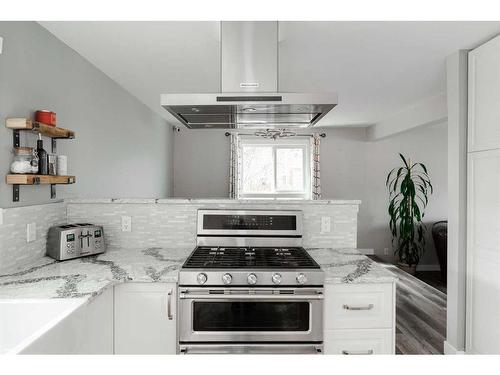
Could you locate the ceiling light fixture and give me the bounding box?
[254,129,296,140]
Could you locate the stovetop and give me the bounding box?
[182,246,320,269]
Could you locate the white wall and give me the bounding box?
[445,51,468,353]
[173,124,448,268]
[0,22,173,208]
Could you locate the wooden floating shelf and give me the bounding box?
[5,118,75,139]
[6,174,76,185]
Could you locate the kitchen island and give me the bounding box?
[0,247,394,299]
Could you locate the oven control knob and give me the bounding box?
[222,273,232,285]
[197,273,208,285]
[247,273,258,285]
[272,273,282,285]
[296,273,308,285]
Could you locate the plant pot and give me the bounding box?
[397,262,417,275]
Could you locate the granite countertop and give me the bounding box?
[0,247,395,300]
[64,198,362,205]
[307,248,396,284]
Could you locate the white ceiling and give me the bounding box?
[40,21,500,127]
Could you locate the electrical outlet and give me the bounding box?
[320,216,331,233]
[384,248,389,256]
[121,216,132,232]
[27,222,36,242]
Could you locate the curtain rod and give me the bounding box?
[224,132,326,138]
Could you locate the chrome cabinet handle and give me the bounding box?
[167,289,173,320]
[342,349,374,355]
[342,303,374,311]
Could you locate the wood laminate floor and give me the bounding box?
[382,264,447,354]
[415,271,447,294]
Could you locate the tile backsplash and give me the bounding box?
[67,200,359,250]
[0,202,66,273]
[0,199,359,273]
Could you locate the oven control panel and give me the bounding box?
[204,214,295,231]
[197,210,303,236]
[187,270,323,287]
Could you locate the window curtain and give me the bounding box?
[311,134,322,200]
[229,133,240,198]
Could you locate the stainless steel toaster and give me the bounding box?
[47,223,106,261]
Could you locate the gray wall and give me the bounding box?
[173,129,229,197]
[172,124,448,268]
[365,122,448,267]
[0,22,173,208]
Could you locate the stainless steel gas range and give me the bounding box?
[178,209,324,354]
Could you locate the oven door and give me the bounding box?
[178,287,323,343]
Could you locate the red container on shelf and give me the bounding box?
[35,110,57,126]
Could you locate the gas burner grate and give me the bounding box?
[182,246,320,269]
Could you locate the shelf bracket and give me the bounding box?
[50,184,56,199]
[51,138,57,153]
[13,130,20,148]
[13,184,19,202]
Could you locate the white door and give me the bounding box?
[114,283,177,354]
[467,34,500,354]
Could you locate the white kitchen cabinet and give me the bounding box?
[468,35,500,152]
[324,329,393,355]
[466,150,500,354]
[324,283,393,330]
[21,286,114,354]
[466,34,500,354]
[114,282,177,354]
[323,283,396,355]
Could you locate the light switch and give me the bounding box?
[0,208,3,225]
[321,216,331,233]
[121,216,132,232]
[0,37,3,54]
[27,222,36,242]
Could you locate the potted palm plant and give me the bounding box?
[386,154,433,275]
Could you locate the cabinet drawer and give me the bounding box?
[324,283,394,329]
[324,329,394,355]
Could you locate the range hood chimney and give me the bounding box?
[161,21,337,129]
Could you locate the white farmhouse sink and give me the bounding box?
[0,299,85,354]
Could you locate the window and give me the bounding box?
[238,137,311,199]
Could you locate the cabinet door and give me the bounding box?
[466,151,500,354]
[324,329,393,355]
[324,283,394,330]
[114,283,177,354]
[468,35,500,152]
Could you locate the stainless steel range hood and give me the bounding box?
[161,22,337,129]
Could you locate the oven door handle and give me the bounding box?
[179,293,324,300]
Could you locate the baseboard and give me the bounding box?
[357,248,375,255]
[416,264,441,271]
[443,340,466,355]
